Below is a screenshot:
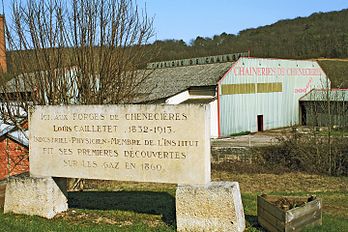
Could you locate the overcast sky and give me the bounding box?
[3,0,348,43]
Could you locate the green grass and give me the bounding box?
[0,189,176,232]
[318,129,348,137]
[0,174,347,232]
[0,212,173,232]
[303,215,348,232]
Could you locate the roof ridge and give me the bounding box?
[147,52,248,69]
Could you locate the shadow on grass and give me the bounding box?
[68,191,176,226]
[245,214,265,231]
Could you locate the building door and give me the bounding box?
[257,115,264,132]
[300,104,307,126]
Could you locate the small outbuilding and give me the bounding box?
[300,89,348,128]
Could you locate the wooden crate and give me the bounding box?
[0,183,6,208]
[257,194,322,232]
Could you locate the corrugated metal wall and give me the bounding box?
[218,58,329,136]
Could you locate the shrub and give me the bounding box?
[257,129,348,176]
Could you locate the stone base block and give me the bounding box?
[4,176,68,219]
[176,181,245,232]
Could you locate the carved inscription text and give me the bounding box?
[29,104,211,185]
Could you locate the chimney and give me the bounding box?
[0,15,7,73]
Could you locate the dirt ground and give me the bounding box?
[211,126,345,148]
[211,127,297,148]
[211,133,278,148]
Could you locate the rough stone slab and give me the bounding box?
[176,181,245,232]
[0,182,6,208]
[4,176,67,219]
[29,104,211,185]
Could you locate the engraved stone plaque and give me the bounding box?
[29,104,211,185]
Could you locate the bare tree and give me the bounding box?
[0,0,155,124]
[295,85,348,175]
[0,0,155,184]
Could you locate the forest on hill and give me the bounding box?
[150,9,348,62]
[5,8,348,87]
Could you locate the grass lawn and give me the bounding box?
[0,172,347,231]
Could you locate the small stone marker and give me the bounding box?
[176,182,245,232]
[29,104,211,185]
[4,176,67,219]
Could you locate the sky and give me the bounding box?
[2,0,348,44]
[139,0,348,43]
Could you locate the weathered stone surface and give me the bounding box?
[176,181,245,232]
[0,180,6,208]
[4,176,67,219]
[29,104,211,185]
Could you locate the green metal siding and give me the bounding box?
[219,58,329,136]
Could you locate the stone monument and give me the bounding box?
[4,104,245,231]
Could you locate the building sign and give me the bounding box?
[232,67,323,77]
[29,104,211,185]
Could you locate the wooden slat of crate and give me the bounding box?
[258,195,285,221]
[0,184,6,208]
[285,199,322,232]
[285,209,322,232]
[258,195,322,232]
[285,198,322,223]
[258,215,283,232]
[258,204,285,232]
[258,195,286,232]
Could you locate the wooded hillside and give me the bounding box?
[148,9,348,87]
[6,9,348,87]
[150,9,348,61]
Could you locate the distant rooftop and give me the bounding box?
[1,52,249,103]
[147,52,249,69]
[136,62,233,103]
[132,52,250,103]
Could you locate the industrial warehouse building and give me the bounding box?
[140,53,329,137]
